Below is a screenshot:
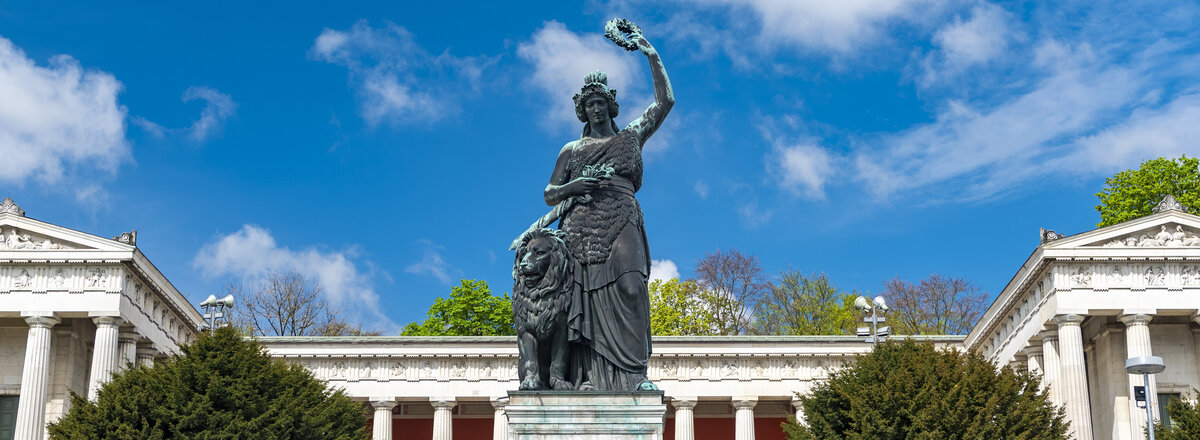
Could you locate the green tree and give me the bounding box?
[402,279,515,336]
[786,340,1067,440]
[752,270,857,335]
[1096,156,1200,227]
[48,326,367,440]
[649,277,721,335]
[1154,393,1200,440]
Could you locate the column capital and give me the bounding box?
[24,315,60,328]
[732,397,757,410]
[118,329,141,343]
[791,398,805,412]
[370,399,398,411]
[1023,345,1043,356]
[1054,314,1085,326]
[1119,314,1153,326]
[430,397,457,410]
[1038,329,1059,342]
[93,316,123,328]
[490,396,509,409]
[671,397,698,410]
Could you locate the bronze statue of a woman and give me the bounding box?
[541,20,674,391]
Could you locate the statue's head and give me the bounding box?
[573,71,620,136]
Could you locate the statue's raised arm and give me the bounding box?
[607,19,674,147]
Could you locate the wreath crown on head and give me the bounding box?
[572,70,619,123]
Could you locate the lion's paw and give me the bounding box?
[577,381,596,391]
[519,377,544,390]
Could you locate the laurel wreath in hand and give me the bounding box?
[604,18,643,52]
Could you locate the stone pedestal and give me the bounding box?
[506,391,666,440]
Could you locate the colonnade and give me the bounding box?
[367,395,805,440]
[12,314,157,440]
[1019,313,1172,440]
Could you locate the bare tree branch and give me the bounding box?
[694,248,770,335]
[226,270,378,336]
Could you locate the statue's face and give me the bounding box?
[585,95,610,127]
[519,237,555,287]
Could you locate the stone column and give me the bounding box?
[431,397,455,440]
[369,398,397,440]
[117,329,139,369]
[671,397,697,440]
[1025,346,1044,375]
[1055,314,1093,440]
[136,345,157,367]
[14,314,59,440]
[790,398,806,427]
[733,397,757,440]
[1120,314,1156,437]
[88,316,122,400]
[490,397,509,440]
[1039,330,1061,405]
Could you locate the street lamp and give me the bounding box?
[1125,355,1166,440]
[854,295,889,344]
[200,294,235,329]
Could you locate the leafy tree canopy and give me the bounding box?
[752,270,857,335]
[1154,393,1200,440]
[1096,156,1200,227]
[787,340,1067,440]
[402,279,516,336]
[649,277,721,335]
[48,326,367,440]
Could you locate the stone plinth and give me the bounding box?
[506,391,666,440]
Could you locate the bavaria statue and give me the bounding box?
[511,18,674,392]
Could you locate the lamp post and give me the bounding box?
[200,294,235,329]
[1126,355,1166,440]
[854,295,889,344]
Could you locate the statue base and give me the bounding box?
[506,391,666,440]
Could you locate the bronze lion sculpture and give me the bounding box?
[512,228,577,390]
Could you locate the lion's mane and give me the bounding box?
[512,228,574,338]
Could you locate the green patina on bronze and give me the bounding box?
[511,18,674,392]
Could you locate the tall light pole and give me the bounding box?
[1126,355,1166,440]
[200,294,235,329]
[854,295,889,344]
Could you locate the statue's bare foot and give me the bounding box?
[637,380,658,391]
[549,377,573,390]
[577,381,596,391]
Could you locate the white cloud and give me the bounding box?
[404,239,458,284]
[517,21,645,133]
[1070,92,1200,172]
[183,86,235,142]
[773,143,835,199]
[650,259,680,283]
[933,4,1010,67]
[193,224,398,332]
[920,3,1013,85]
[693,180,709,199]
[311,20,486,126]
[855,42,1155,201]
[677,0,939,53]
[0,35,129,186]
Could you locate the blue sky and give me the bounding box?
[2,1,1198,334]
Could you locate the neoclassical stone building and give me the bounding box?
[2,195,1199,440]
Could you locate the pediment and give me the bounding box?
[0,210,135,253]
[1042,210,1200,250]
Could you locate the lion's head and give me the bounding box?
[513,228,572,301]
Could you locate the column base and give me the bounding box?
[506,391,666,440]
